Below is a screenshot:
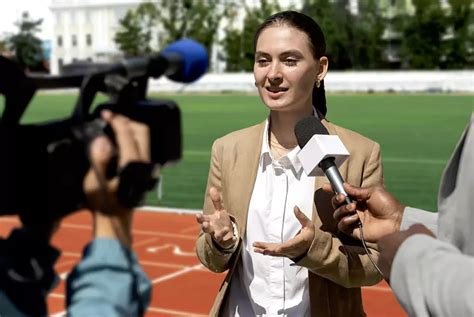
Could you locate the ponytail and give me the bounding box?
[312,79,327,117]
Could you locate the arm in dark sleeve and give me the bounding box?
[0,228,60,316]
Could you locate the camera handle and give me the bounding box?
[0,57,37,126]
[70,67,147,122]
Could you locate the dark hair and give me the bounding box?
[254,11,327,117]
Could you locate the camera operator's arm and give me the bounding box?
[66,111,153,317]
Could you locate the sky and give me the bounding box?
[0,0,53,40]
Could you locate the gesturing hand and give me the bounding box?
[253,206,314,260]
[196,187,237,250]
[322,183,404,243]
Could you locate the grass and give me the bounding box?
[1,93,472,212]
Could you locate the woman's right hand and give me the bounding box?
[196,187,237,250]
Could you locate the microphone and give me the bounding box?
[295,116,352,204]
[117,38,208,83]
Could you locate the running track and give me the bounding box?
[0,209,407,316]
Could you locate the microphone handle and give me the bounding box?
[320,159,353,205]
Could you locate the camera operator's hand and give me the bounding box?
[83,110,153,248]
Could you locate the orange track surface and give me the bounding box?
[0,210,407,317]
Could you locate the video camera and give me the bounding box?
[0,39,208,225]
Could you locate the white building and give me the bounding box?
[50,0,140,74]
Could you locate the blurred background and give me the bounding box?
[1,0,473,212]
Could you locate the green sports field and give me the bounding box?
[3,93,473,212]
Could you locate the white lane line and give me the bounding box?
[58,223,196,240]
[136,206,201,214]
[59,272,69,281]
[173,246,196,257]
[61,251,82,257]
[133,237,159,247]
[139,261,186,269]
[151,264,203,285]
[147,244,174,253]
[49,293,65,299]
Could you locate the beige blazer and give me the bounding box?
[196,118,384,317]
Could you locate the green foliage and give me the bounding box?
[0,39,6,52]
[302,0,386,69]
[443,0,474,68]
[157,0,224,64]
[7,12,43,69]
[399,0,446,69]
[114,2,159,57]
[352,0,386,69]
[302,0,350,69]
[221,28,241,71]
[221,0,281,72]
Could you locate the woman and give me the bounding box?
[196,11,383,317]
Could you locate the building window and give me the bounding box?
[72,35,77,47]
[86,34,92,46]
[58,58,64,72]
[57,35,63,47]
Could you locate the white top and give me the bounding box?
[224,118,315,316]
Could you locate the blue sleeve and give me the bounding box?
[66,238,151,317]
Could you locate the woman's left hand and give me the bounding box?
[253,206,314,260]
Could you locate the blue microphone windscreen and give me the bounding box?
[162,39,208,83]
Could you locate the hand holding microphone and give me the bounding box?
[322,183,405,242]
[295,116,385,276]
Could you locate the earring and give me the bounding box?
[315,80,321,89]
[254,81,257,87]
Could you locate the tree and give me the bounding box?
[444,0,474,68]
[240,0,281,71]
[0,39,6,53]
[352,0,386,69]
[400,0,446,69]
[7,12,43,70]
[222,0,281,72]
[302,0,353,69]
[114,2,159,57]
[156,0,224,61]
[221,4,242,71]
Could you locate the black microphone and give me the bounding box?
[295,116,353,204]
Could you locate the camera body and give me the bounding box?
[0,56,182,225]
